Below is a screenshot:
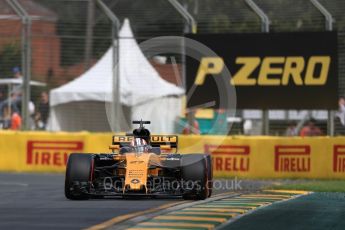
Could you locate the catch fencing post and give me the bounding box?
[168,0,197,35]
[310,0,335,136]
[245,0,270,135]
[85,0,95,70]
[7,0,31,130]
[96,0,121,132]
[168,0,198,133]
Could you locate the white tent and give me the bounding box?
[48,19,184,133]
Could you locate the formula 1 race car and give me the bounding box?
[65,120,212,200]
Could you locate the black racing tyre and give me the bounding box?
[206,154,213,198]
[65,153,93,200]
[181,154,209,200]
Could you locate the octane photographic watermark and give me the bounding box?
[102,177,243,192]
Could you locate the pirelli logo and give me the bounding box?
[205,145,250,172]
[195,56,330,86]
[274,145,311,172]
[27,141,84,166]
[333,145,345,173]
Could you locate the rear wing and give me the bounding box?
[133,120,150,125]
[111,135,178,149]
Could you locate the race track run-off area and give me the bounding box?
[1,173,344,230]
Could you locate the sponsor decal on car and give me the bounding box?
[131,179,140,184]
[113,135,177,143]
[129,160,145,164]
[166,158,180,161]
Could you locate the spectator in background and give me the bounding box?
[300,119,322,137]
[0,67,23,117]
[28,101,36,130]
[12,66,23,79]
[210,109,228,135]
[12,66,23,97]
[35,91,49,129]
[336,96,345,126]
[285,121,298,136]
[11,67,23,109]
[0,92,20,118]
[10,92,20,113]
[0,90,5,102]
[243,119,253,135]
[0,91,4,126]
[2,105,22,130]
[182,111,200,134]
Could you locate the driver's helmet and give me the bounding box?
[130,138,149,153]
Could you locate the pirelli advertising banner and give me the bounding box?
[186,32,338,109]
[179,136,345,179]
[0,131,111,173]
[1,131,345,179]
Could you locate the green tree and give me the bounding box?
[0,43,21,78]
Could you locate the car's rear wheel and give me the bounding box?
[181,154,209,200]
[65,153,93,200]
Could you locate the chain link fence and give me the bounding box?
[0,0,344,135]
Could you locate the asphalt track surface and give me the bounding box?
[7,173,343,230]
[222,192,345,230]
[0,173,273,230]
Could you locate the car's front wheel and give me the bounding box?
[181,154,211,200]
[65,153,93,200]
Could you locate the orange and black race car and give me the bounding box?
[65,120,213,200]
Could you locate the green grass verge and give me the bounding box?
[268,180,345,193]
